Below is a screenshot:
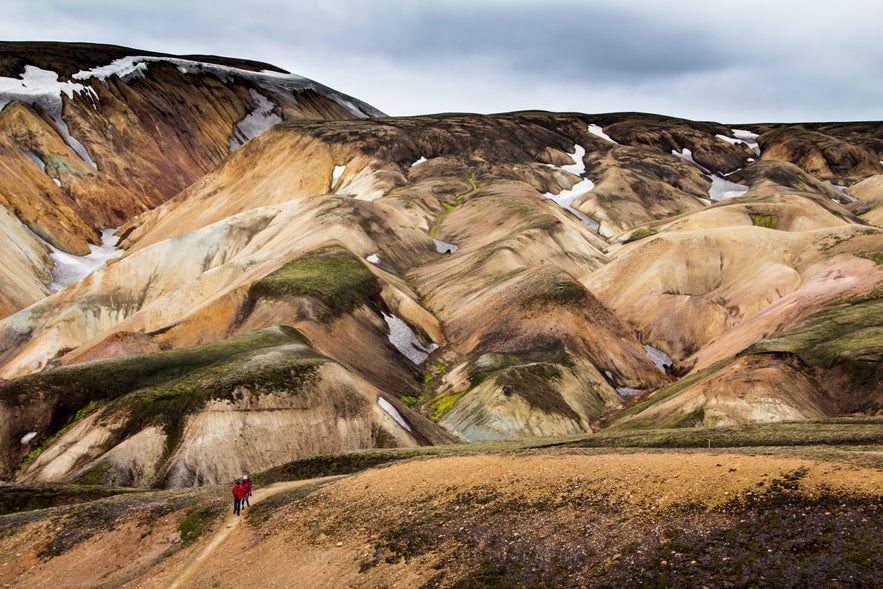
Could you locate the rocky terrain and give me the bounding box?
[0,421,880,588]
[0,38,880,558]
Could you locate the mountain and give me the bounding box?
[0,42,880,490]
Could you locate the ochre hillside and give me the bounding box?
[0,43,880,493]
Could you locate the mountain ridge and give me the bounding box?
[0,42,880,490]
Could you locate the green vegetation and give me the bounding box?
[749,213,780,229]
[859,251,883,265]
[178,503,224,545]
[599,358,734,429]
[747,297,883,370]
[429,391,467,421]
[249,246,381,321]
[524,280,588,307]
[624,227,654,242]
[0,326,326,472]
[72,462,112,486]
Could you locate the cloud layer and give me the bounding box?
[3,0,882,122]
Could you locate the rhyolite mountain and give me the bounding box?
[0,42,880,488]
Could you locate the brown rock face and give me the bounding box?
[0,42,881,488]
[0,42,383,318]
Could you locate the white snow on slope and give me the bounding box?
[673,147,749,201]
[72,55,386,119]
[731,129,761,156]
[588,124,618,144]
[644,344,673,373]
[717,129,762,158]
[0,66,98,167]
[432,238,459,254]
[560,144,586,175]
[544,144,600,231]
[230,89,282,152]
[672,147,702,168]
[382,312,438,365]
[709,175,750,201]
[367,253,381,264]
[411,156,427,167]
[332,165,346,190]
[378,398,412,431]
[44,228,123,291]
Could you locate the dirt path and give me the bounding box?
[166,477,342,589]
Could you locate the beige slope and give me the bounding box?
[610,355,834,429]
[0,207,52,318]
[16,362,422,488]
[846,174,883,226]
[586,206,882,372]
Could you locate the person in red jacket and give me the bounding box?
[242,475,253,507]
[232,480,245,515]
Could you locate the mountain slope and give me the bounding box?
[0,42,383,319]
[0,43,880,489]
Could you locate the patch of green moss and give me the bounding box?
[749,213,780,229]
[71,462,112,486]
[523,280,588,308]
[665,407,706,429]
[601,358,735,429]
[471,347,571,383]
[120,350,324,441]
[429,391,467,421]
[249,247,381,321]
[746,298,883,369]
[177,503,224,545]
[1,327,322,473]
[624,228,654,242]
[496,363,579,420]
[859,252,883,265]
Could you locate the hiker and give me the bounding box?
[232,479,245,515]
[242,475,253,507]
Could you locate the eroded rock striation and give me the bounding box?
[0,42,880,487]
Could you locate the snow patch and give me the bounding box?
[673,147,749,202]
[24,150,45,172]
[588,124,618,144]
[672,147,702,168]
[0,66,98,168]
[411,156,427,167]
[708,175,750,201]
[544,144,600,231]
[378,397,411,431]
[332,165,346,190]
[616,387,643,397]
[382,312,438,365]
[45,228,123,291]
[731,129,761,156]
[560,144,586,175]
[21,432,37,445]
[229,89,282,152]
[73,55,385,119]
[827,182,858,203]
[366,254,380,264]
[433,238,459,254]
[644,344,673,373]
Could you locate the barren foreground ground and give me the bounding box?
[1,439,881,588]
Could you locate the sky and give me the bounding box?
[2,0,882,123]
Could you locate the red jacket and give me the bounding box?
[242,479,253,495]
[232,484,245,500]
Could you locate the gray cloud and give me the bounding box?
[2,0,881,122]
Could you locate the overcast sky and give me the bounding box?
[3,0,882,123]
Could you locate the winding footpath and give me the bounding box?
[166,476,342,589]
